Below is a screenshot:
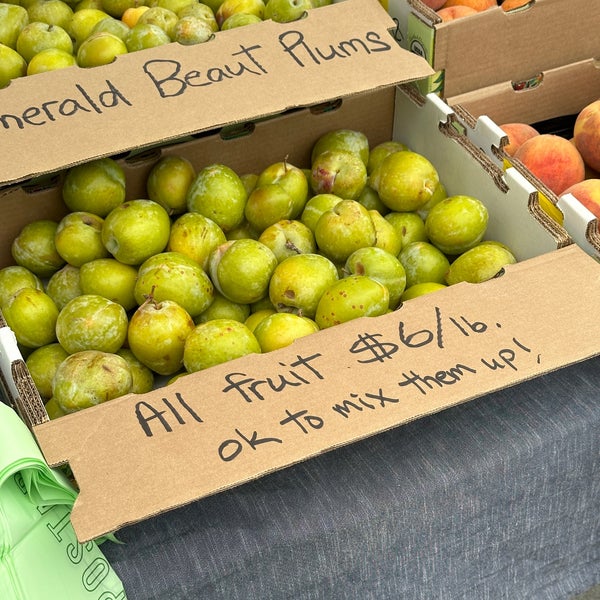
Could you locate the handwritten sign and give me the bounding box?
[33,245,600,542]
[0,0,432,186]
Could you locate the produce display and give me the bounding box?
[0,0,330,85]
[421,0,530,21]
[498,98,600,219]
[0,128,519,419]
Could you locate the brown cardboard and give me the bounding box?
[5,85,598,544]
[0,0,432,188]
[389,0,600,98]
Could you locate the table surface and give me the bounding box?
[102,356,600,600]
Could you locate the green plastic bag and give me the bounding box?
[0,401,127,600]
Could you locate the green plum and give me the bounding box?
[0,43,27,88]
[2,288,58,348]
[253,312,319,352]
[268,252,338,318]
[0,4,29,49]
[369,209,402,256]
[220,11,261,28]
[400,282,447,302]
[257,219,316,262]
[367,140,409,175]
[255,159,309,219]
[11,219,65,278]
[310,149,367,201]
[102,199,171,265]
[27,0,74,29]
[16,21,73,62]
[116,348,155,394]
[194,291,251,324]
[25,342,69,399]
[186,164,247,233]
[77,30,128,67]
[445,242,517,285]
[208,239,277,304]
[315,275,389,329]
[245,183,295,233]
[215,0,264,27]
[425,195,489,255]
[134,251,214,317]
[62,157,126,217]
[167,211,226,271]
[127,298,196,375]
[79,257,138,310]
[398,241,450,288]
[264,0,312,23]
[137,5,178,37]
[27,47,77,74]
[125,21,170,51]
[344,246,406,310]
[314,199,376,263]
[172,15,214,44]
[370,150,439,212]
[183,318,261,373]
[45,264,82,310]
[146,155,196,215]
[54,211,110,267]
[0,265,43,308]
[56,293,129,354]
[53,350,133,413]
[300,193,342,232]
[384,211,428,251]
[311,128,370,167]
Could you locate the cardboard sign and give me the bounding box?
[33,244,600,542]
[0,0,432,187]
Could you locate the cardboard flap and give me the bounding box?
[33,244,600,542]
[432,0,600,98]
[558,194,600,258]
[0,0,432,187]
[449,58,600,125]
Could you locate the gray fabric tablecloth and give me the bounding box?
[102,357,600,600]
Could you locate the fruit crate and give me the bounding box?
[3,82,600,543]
[0,0,429,189]
[387,0,600,98]
[449,57,600,259]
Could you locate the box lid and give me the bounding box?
[0,0,433,188]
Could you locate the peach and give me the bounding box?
[501,0,532,11]
[573,99,600,173]
[421,0,447,9]
[499,122,540,156]
[561,179,600,220]
[437,5,478,20]
[441,0,497,12]
[513,134,586,196]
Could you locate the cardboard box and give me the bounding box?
[4,79,600,543]
[449,57,600,258]
[388,0,600,98]
[0,0,429,189]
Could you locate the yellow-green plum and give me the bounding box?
[445,242,517,285]
[125,21,170,50]
[215,0,264,27]
[62,157,126,217]
[27,47,77,74]
[315,275,389,329]
[257,219,316,262]
[137,6,178,37]
[54,211,110,267]
[25,342,69,400]
[66,7,111,50]
[398,241,450,288]
[79,257,138,310]
[0,265,43,308]
[256,159,309,219]
[45,264,82,310]
[369,209,402,256]
[146,155,196,216]
[183,318,261,373]
[11,219,65,278]
[53,350,133,413]
[16,21,73,62]
[264,0,312,23]
[253,312,319,352]
[194,291,251,324]
[245,183,296,233]
[310,150,367,201]
[0,4,29,49]
[172,15,213,44]
[134,251,214,318]
[186,164,247,233]
[27,0,74,29]
[167,212,226,271]
[344,246,406,310]
[208,239,277,304]
[400,282,447,302]
[300,193,342,232]
[0,43,27,88]
[311,128,370,167]
[220,11,261,28]
[56,293,128,354]
[425,195,488,255]
[384,211,428,251]
[102,199,171,265]
[370,150,439,212]
[77,30,128,66]
[116,348,155,394]
[367,140,409,175]
[91,15,132,40]
[127,298,196,375]
[314,199,376,263]
[268,252,338,318]
[3,288,59,348]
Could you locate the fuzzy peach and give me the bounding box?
[573,99,600,173]
[499,122,540,156]
[514,134,586,196]
[441,0,496,11]
[437,5,477,19]
[421,0,446,9]
[561,179,600,220]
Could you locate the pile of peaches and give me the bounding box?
[500,99,600,219]
[422,0,532,21]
